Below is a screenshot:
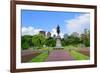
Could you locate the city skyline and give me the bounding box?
[21,9,90,38]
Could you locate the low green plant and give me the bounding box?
[69,50,89,60]
[30,52,48,62]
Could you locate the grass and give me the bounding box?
[64,45,88,51]
[69,50,89,60]
[30,51,48,62]
[64,45,77,49]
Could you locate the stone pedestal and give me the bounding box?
[56,35,61,48]
[54,35,63,50]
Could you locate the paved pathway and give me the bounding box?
[46,50,75,61]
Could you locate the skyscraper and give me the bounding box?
[39,31,46,36]
[47,32,51,38]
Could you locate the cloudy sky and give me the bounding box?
[21,10,90,38]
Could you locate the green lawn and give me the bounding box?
[69,50,89,60]
[30,51,48,62]
[64,45,77,50]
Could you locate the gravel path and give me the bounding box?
[46,50,75,61]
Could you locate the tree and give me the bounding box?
[32,34,46,47]
[21,35,32,50]
[45,37,56,47]
[61,38,66,46]
[22,41,30,50]
[62,34,81,46]
[80,29,90,47]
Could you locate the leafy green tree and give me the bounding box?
[80,29,90,47]
[22,41,30,50]
[32,34,46,47]
[21,35,32,50]
[45,37,56,47]
[62,34,82,46]
[61,38,66,46]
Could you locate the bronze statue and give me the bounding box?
[57,25,60,35]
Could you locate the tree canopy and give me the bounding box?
[21,29,90,50]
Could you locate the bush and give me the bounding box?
[22,42,30,50]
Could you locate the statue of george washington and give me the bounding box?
[57,25,60,35]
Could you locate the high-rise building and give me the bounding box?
[47,32,51,38]
[53,34,56,39]
[71,32,79,37]
[39,31,46,36]
[64,34,68,39]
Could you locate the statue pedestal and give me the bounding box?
[54,35,63,50]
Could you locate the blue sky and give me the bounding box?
[21,9,90,37]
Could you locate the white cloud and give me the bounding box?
[65,14,90,35]
[22,26,64,38]
[22,26,42,36]
[51,28,64,38]
[51,28,57,36]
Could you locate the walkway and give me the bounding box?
[46,50,75,61]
